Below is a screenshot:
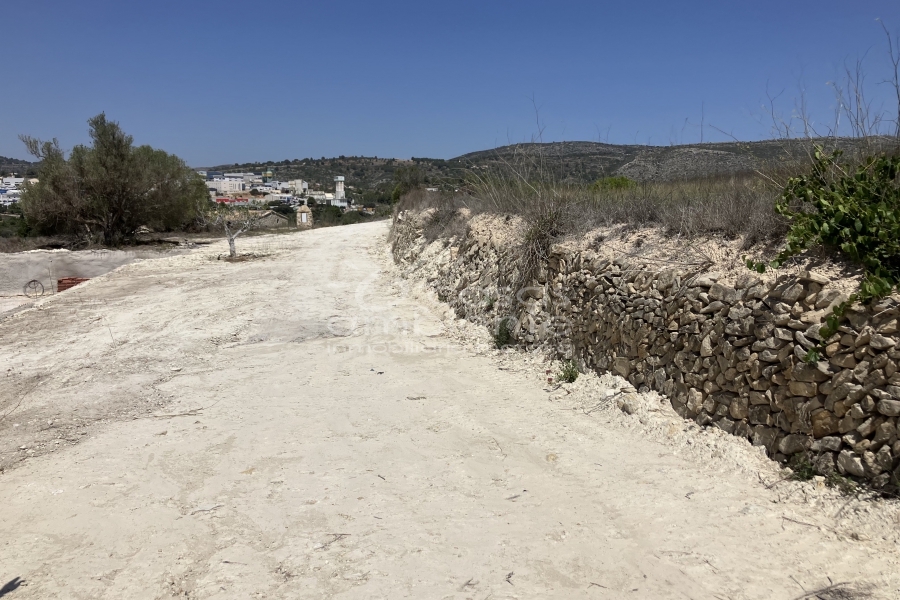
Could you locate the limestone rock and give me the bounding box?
[877,399,900,417]
[811,410,839,438]
[872,421,896,446]
[813,452,837,476]
[709,283,740,304]
[799,270,829,285]
[811,435,842,452]
[788,381,817,397]
[837,450,866,477]
[778,434,811,455]
[870,334,895,350]
[612,357,630,378]
[780,283,806,303]
[729,396,749,420]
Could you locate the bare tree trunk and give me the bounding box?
[228,235,236,257]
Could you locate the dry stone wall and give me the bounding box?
[392,211,900,486]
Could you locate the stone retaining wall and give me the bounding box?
[392,211,900,486]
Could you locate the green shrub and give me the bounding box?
[493,317,514,348]
[787,453,817,481]
[557,360,579,383]
[747,148,900,361]
[825,472,858,495]
[591,176,636,191]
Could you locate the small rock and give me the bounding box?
[877,318,899,335]
[873,421,897,445]
[856,417,877,437]
[799,270,829,285]
[693,274,720,288]
[686,389,704,414]
[869,334,896,350]
[800,310,826,324]
[837,450,866,477]
[780,283,806,303]
[700,301,725,314]
[778,434,811,455]
[612,357,630,378]
[811,435,842,452]
[830,353,857,369]
[713,417,736,434]
[877,399,900,416]
[855,326,874,347]
[729,396,749,420]
[789,381,817,397]
[811,411,839,438]
[792,362,831,382]
[813,453,837,476]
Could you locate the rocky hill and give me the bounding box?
[0,155,37,177]
[212,138,877,192]
[452,138,880,182]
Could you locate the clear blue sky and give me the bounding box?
[3,0,898,166]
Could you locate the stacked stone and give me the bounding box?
[393,218,900,487]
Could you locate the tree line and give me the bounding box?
[19,113,208,244]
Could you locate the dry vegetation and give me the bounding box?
[395,155,790,251]
[395,133,899,260]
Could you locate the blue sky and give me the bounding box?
[2,0,898,166]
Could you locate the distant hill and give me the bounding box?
[452,138,885,182]
[207,156,465,200]
[207,137,894,192]
[0,156,37,177]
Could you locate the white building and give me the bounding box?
[206,177,245,195]
[267,181,292,193]
[224,172,257,183]
[1,177,24,189]
[0,189,21,205]
[263,193,294,205]
[288,179,308,196]
[334,176,345,200]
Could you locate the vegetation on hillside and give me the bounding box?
[0,155,38,178]
[208,155,462,201]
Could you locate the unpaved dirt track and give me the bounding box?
[0,222,897,599]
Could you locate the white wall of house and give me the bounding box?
[288,179,308,195]
[207,178,245,194]
[1,177,25,188]
[263,193,293,204]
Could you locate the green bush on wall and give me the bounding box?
[746,148,900,360]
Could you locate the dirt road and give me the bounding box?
[0,222,898,599]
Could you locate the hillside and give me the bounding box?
[208,156,463,198]
[452,138,881,182]
[0,155,37,177]
[211,138,877,192]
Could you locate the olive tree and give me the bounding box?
[19,113,207,243]
[198,203,261,258]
